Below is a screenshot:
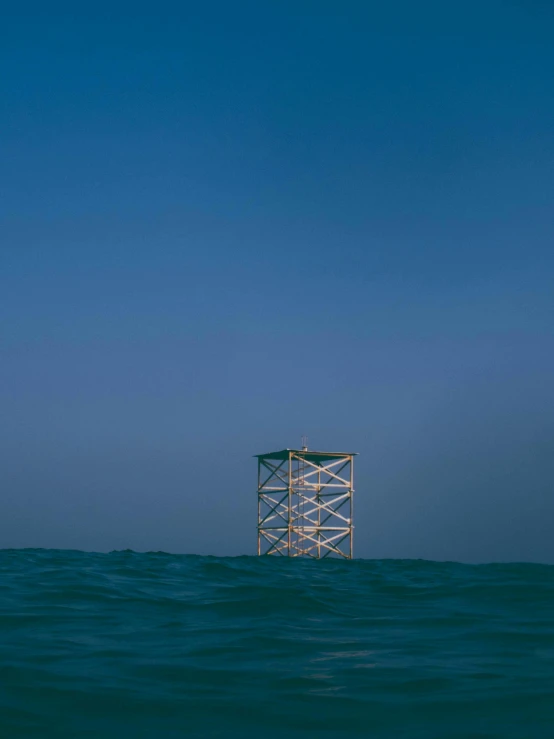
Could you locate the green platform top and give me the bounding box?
[254,449,357,463]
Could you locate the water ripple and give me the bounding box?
[0,550,553,738]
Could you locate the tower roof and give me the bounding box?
[254,448,357,463]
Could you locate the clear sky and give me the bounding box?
[2,1,553,562]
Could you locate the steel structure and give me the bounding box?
[256,447,356,558]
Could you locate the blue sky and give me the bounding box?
[1,1,553,561]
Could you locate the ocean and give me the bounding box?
[0,549,552,738]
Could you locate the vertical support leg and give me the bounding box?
[317,465,321,559]
[287,451,292,557]
[257,458,261,556]
[350,456,354,559]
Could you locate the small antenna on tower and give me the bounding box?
[301,435,308,451]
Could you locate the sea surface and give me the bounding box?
[0,550,553,738]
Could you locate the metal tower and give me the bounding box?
[256,446,357,558]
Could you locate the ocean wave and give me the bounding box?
[0,549,552,738]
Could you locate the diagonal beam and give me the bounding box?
[300,492,351,525]
[291,456,351,487]
[259,493,289,524]
[321,532,350,559]
[318,496,351,526]
[290,528,350,557]
[260,458,289,489]
[259,528,289,555]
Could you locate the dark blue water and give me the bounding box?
[1,550,553,738]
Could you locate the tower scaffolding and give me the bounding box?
[256,446,357,559]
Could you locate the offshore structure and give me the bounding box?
[255,441,356,558]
